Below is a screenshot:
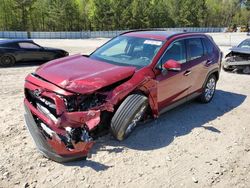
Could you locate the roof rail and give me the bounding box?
[166,32,206,39]
[119,29,206,40]
[119,28,167,36]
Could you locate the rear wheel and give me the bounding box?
[0,55,15,67]
[111,94,148,141]
[198,74,217,103]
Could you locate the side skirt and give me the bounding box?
[159,92,201,115]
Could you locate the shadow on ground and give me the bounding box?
[66,160,113,172]
[66,89,246,170]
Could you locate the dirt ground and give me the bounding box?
[0,39,250,188]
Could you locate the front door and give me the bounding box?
[156,39,193,112]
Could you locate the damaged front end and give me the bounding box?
[24,74,114,162]
[223,49,250,74]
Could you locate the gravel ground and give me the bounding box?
[0,39,250,188]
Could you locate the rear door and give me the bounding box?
[185,37,208,95]
[202,37,220,68]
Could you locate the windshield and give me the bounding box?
[238,40,250,49]
[89,36,164,68]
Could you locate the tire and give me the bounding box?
[0,55,15,67]
[197,74,217,103]
[111,94,148,141]
[242,66,250,74]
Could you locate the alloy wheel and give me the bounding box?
[205,77,216,101]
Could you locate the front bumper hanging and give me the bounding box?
[24,101,94,163]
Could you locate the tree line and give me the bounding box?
[0,0,249,31]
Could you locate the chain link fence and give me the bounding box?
[1,28,249,46]
[0,28,226,39]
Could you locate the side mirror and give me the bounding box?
[163,59,181,72]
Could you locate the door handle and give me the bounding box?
[205,59,213,66]
[184,70,191,76]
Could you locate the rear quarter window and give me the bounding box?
[202,38,214,55]
[0,43,19,48]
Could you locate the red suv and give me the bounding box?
[24,31,222,162]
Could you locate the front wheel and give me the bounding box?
[111,94,148,141]
[198,74,217,103]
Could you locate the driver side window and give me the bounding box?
[161,40,186,64]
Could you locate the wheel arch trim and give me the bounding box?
[202,68,220,88]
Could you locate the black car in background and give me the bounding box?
[0,39,69,67]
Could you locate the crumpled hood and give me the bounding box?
[36,54,136,94]
[230,47,250,55]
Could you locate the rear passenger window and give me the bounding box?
[186,38,204,61]
[202,38,214,55]
[161,40,186,64]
